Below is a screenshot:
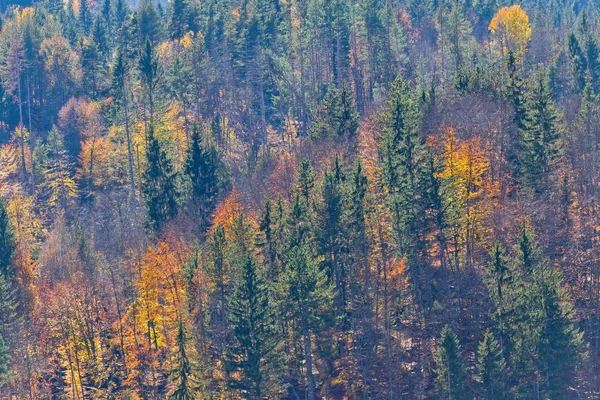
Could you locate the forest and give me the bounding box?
[0,0,598,398]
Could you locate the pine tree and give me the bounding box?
[0,199,15,277]
[226,255,277,399]
[184,124,229,233]
[142,124,179,231]
[475,329,507,400]
[434,325,469,400]
[169,319,198,400]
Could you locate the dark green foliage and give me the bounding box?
[434,325,469,400]
[0,333,11,387]
[226,255,277,399]
[169,320,198,400]
[0,200,14,278]
[520,69,563,193]
[536,268,587,398]
[309,86,359,140]
[278,245,333,400]
[381,77,430,304]
[142,124,179,231]
[184,124,229,233]
[475,329,507,400]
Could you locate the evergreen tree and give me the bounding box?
[226,255,277,399]
[0,333,10,387]
[169,0,189,40]
[0,199,15,277]
[485,243,511,353]
[279,245,333,400]
[506,50,527,178]
[434,325,469,400]
[169,319,198,399]
[316,158,345,318]
[521,69,563,193]
[381,77,429,305]
[139,39,160,124]
[475,329,507,400]
[142,124,178,231]
[184,124,229,233]
[310,86,359,140]
[536,267,587,398]
[568,32,587,92]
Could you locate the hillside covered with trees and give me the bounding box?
[0,0,598,398]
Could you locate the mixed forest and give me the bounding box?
[0,0,599,398]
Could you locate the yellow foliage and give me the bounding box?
[489,5,532,59]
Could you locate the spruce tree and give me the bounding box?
[485,243,511,353]
[316,159,345,318]
[142,124,179,231]
[521,69,563,193]
[537,268,587,398]
[169,319,198,400]
[184,124,229,233]
[381,76,429,305]
[475,329,507,400]
[506,50,527,177]
[0,199,15,277]
[0,333,10,387]
[279,245,333,400]
[226,255,277,399]
[434,325,469,400]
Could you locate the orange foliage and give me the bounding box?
[489,5,532,59]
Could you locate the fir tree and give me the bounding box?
[0,333,10,387]
[142,124,179,231]
[475,329,507,400]
[434,325,469,400]
[0,199,15,277]
[226,255,277,399]
[521,69,563,193]
[184,124,229,233]
[381,76,429,305]
[169,319,198,399]
[537,268,587,398]
[279,245,333,400]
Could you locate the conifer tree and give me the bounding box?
[184,124,229,233]
[0,333,10,387]
[381,76,429,304]
[226,255,277,399]
[475,329,507,400]
[521,69,563,193]
[434,325,468,400]
[536,268,587,398]
[143,124,178,231]
[316,159,345,318]
[279,246,333,400]
[0,199,15,277]
[139,39,160,124]
[169,319,198,400]
[485,243,511,353]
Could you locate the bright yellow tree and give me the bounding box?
[489,5,532,59]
